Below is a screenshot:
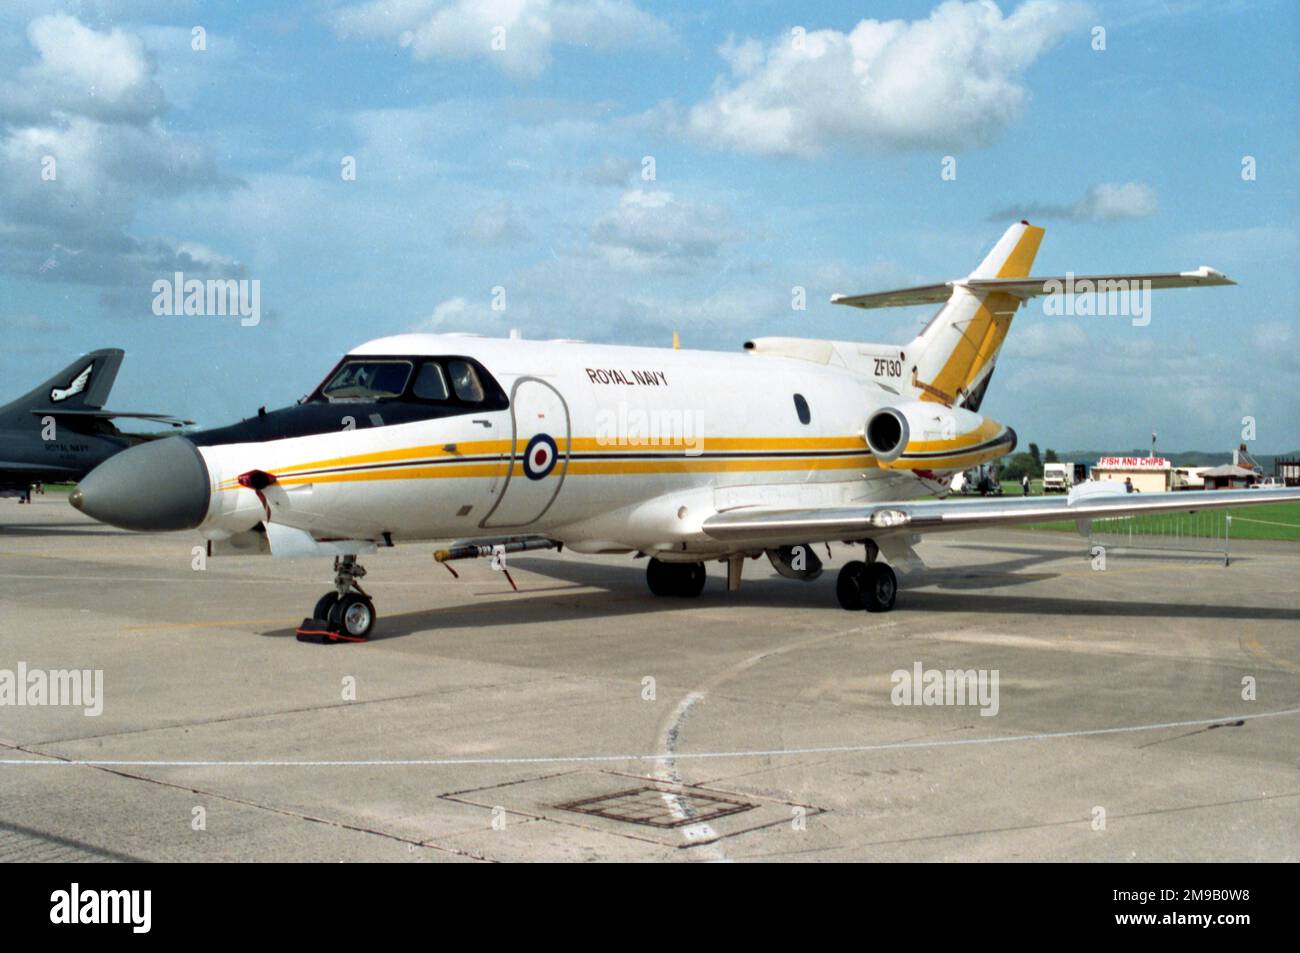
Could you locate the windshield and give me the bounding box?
[320,360,413,400]
[412,362,449,400]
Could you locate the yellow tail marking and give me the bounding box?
[997,225,1045,278]
[920,224,1045,403]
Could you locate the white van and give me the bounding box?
[1042,462,1073,492]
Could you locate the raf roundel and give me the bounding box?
[522,433,559,481]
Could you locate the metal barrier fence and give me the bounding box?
[1088,509,1232,565]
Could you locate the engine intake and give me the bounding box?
[865,407,909,462]
[863,401,1011,469]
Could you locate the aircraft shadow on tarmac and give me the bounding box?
[945,539,1252,565]
[258,551,1300,642]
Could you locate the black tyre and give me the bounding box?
[836,561,866,610]
[312,592,338,622]
[329,592,376,639]
[646,559,707,597]
[678,562,706,598]
[862,563,897,613]
[646,558,674,596]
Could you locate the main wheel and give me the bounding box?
[646,559,707,598]
[861,563,897,613]
[836,560,866,610]
[312,592,338,621]
[646,558,675,596]
[678,562,706,598]
[329,592,376,639]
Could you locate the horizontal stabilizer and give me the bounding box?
[832,267,1234,310]
[830,283,952,309]
[29,408,193,427]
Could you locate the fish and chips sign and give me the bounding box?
[1096,456,1170,470]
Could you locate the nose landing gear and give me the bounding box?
[297,554,376,643]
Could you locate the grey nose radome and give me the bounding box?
[70,437,211,532]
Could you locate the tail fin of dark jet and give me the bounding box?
[0,349,124,420]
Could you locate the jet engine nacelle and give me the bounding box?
[864,400,1013,467]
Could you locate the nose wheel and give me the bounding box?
[297,555,376,643]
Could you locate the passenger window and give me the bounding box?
[449,360,485,402]
[413,362,449,400]
[793,393,811,425]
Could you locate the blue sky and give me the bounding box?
[0,0,1295,452]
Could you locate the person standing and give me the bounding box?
[1021,474,1030,496]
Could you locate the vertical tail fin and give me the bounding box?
[907,222,1044,409]
[0,348,124,421]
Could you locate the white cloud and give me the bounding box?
[424,296,471,328]
[1002,318,1089,359]
[1080,182,1157,220]
[684,0,1089,157]
[333,0,672,79]
[991,181,1158,222]
[590,189,736,272]
[417,294,524,332]
[0,14,164,123]
[0,14,239,286]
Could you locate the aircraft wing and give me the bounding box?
[831,267,1233,309]
[29,408,193,426]
[701,484,1300,545]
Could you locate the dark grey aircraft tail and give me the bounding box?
[0,348,124,422]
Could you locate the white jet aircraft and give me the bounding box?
[70,222,1300,641]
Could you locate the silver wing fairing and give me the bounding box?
[702,484,1300,546]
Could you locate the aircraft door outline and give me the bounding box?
[478,376,570,528]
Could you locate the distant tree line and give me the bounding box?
[998,443,1056,481]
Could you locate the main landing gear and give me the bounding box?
[645,558,707,598]
[835,541,897,613]
[644,548,899,611]
[297,554,376,643]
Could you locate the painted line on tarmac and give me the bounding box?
[3,706,1297,768]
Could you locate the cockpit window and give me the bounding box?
[412,362,450,400]
[321,360,412,400]
[307,353,507,412]
[448,360,485,402]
